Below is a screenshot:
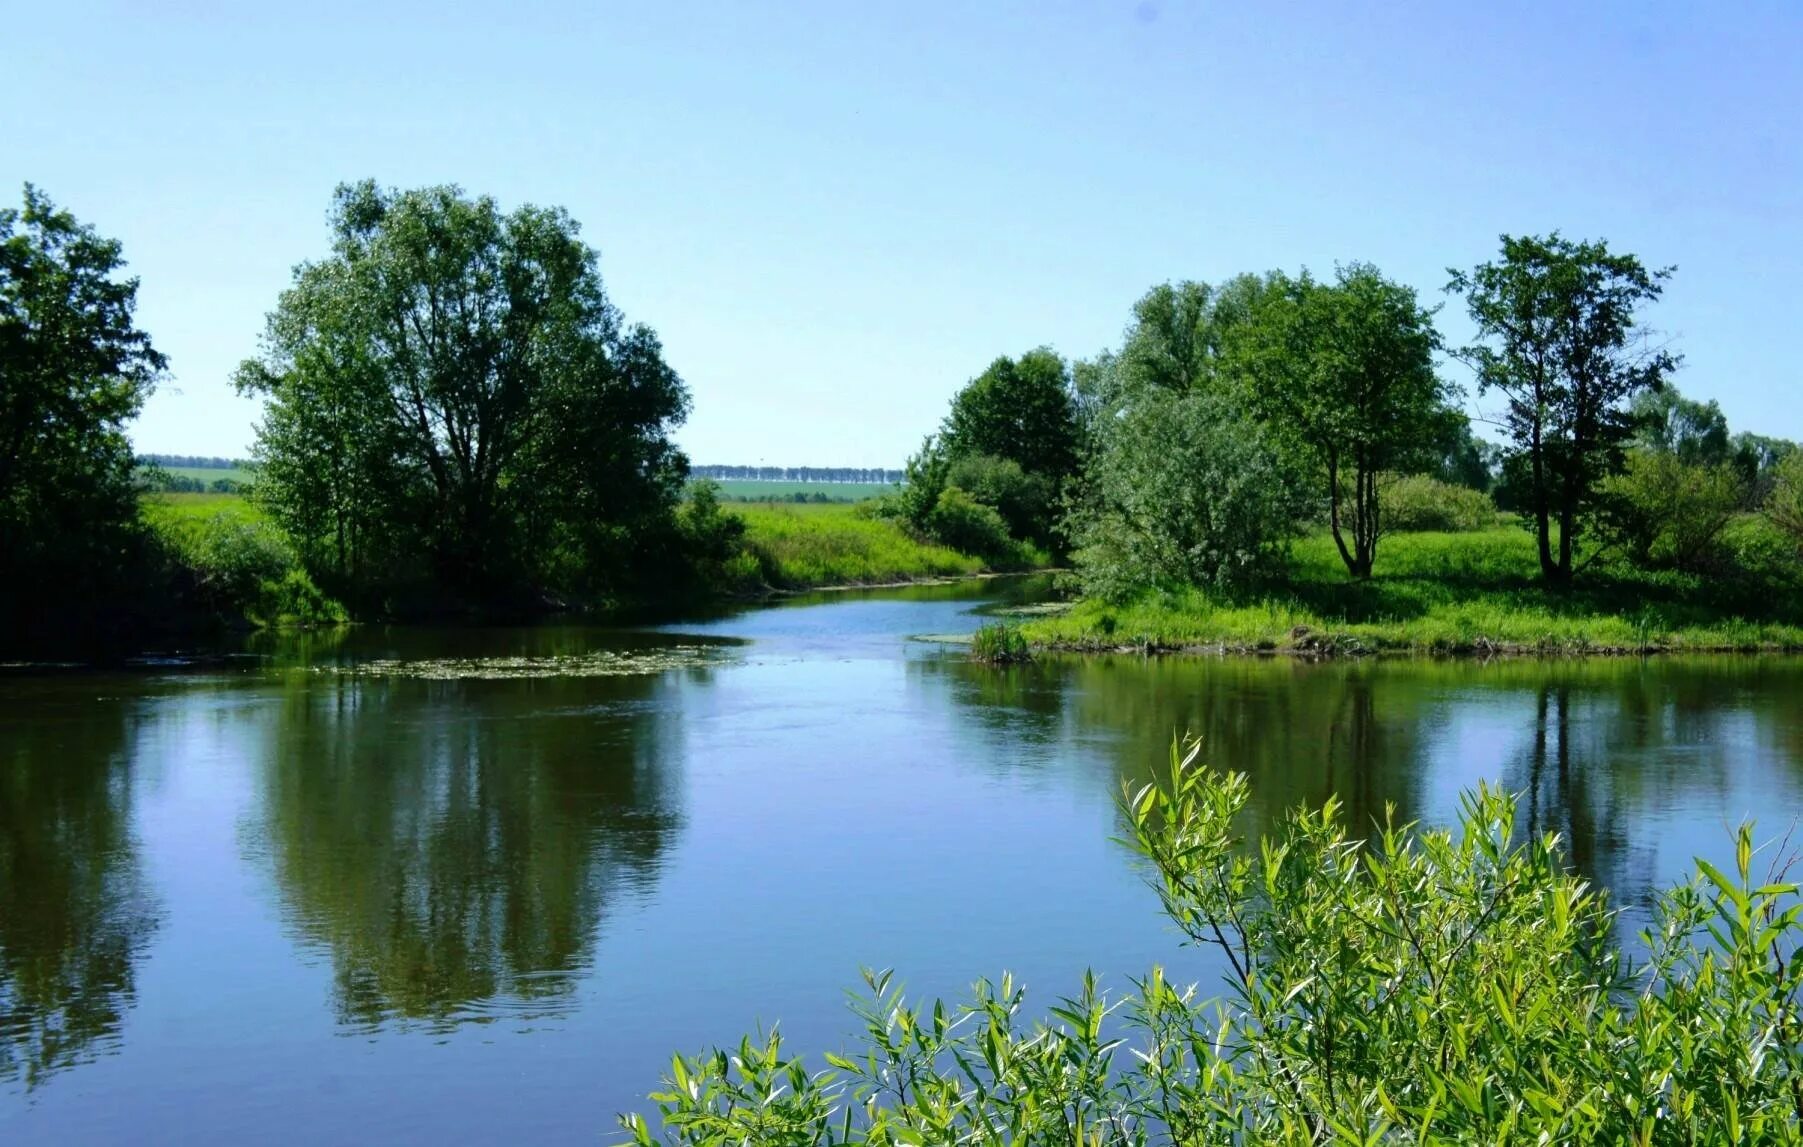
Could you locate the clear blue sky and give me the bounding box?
[6,1,1799,465]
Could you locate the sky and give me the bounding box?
[5,1,1799,466]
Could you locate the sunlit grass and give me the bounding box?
[1027,523,1803,654]
[737,503,987,587]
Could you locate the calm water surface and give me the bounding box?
[4,577,1803,1143]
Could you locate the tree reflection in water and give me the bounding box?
[0,688,159,1090]
[256,665,691,1030]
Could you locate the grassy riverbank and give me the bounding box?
[141,495,1039,612]
[1024,523,1803,655]
[736,502,1044,589]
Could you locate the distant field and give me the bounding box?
[699,479,896,503]
[142,464,258,486]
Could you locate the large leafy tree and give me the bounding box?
[1091,275,1277,407]
[1231,263,1447,578]
[940,347,1080,482]
[1447,234,1678,586]
[236,182,690,605]
[936,347,1080,545]
[0,185,165,633]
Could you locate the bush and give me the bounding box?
[677,482,754,593]
[1068,391,1305,600]
[1596,451,1746,571]
[945,453,1057,546]
[1766,449,1803,554]
[924,486,1015,560]
[628,738,1803,1144]
[149,507,346,626]
[1382,473,1496,533]
[253,568,347,627]
[968,622,1030,663]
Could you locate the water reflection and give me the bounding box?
[919,653,1803,909]
[253,659,691,1031]
[0,686,159,1090]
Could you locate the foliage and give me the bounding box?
[1594,451,1746,572]
[1026,523,1803,654]
[0,185,166,641]
[893,435,951,532]
[968,622,1031,664]
[1096,275,1277,404]
[1428,413,1502,492]
[925,486,1018,562]
[944,454,1054,548]
[1069,391,1307,601]
[629,739,1803,1143]
[1631,385,1731,467]
[1766,450,1803,554]
[676,482,754,594]
[234,180,689,609]
[1381,473,1497,533]
[1734,433,1799,505]
[940,348,1081,488]
[1229,262,1449,578]
[143,497,345,627]
[1448,234,1679,586]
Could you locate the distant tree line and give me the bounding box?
[137,453,246,470]
[691,465,902,484]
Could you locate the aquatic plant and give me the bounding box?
[969,622,1031,664]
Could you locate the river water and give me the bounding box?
[3,577,1802,1143]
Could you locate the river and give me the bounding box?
[3,577,1802,1143]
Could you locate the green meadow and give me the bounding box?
[1025,521,1803,654]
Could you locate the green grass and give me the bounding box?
[701,479,897,503]
[140,491,264,526]
[737,503,987,587]
[1026,522,1803,655]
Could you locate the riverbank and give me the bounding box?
[133,494,1047,623]
[1019,525,1803,657]
[725,502,1048,590]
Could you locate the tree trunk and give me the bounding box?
[1531,421,1558,583]
[1326,448,1362,578]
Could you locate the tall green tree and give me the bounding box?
[236,182,690,606]
[1096,275,1277,405]
[1231,263,1447,578]
[0,185,165,637]
[940,348,1080,479]
[1447,234,1679,586]
[937,347,1080,544]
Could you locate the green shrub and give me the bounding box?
[1068,391,1306,600]
[925,486,1015,560]
[252,568,347,627]
[1766,449,1803,554]
[968,622,1030,663]
[629,737,1803,1144]
[1382,472,1496,533]
[148,505,346,626]
[945,453,1057,545]
[1596,451,1746,571]
[677,482,755,592]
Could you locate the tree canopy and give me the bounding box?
[1447,234,1678,585]
[0,185,165,637]
[1230,263,1448,577]
[235,181,690,608]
